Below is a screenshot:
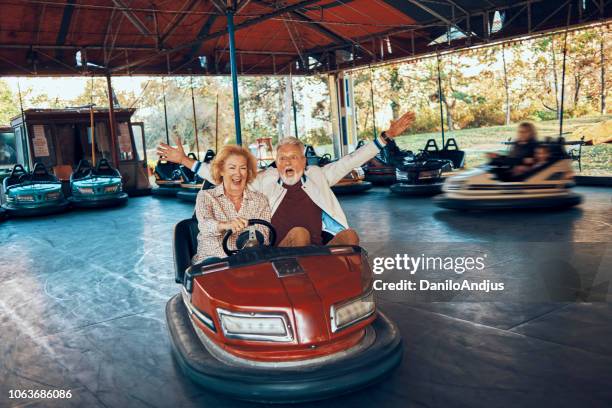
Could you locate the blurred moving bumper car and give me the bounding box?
[1,163,69,217]
[436,141,582,211]
[69,159,128,208]
[166,218,403,403]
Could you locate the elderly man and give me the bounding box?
[157,111,415,247]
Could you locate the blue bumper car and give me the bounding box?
[69,159,128,208]
[1,163,69,217]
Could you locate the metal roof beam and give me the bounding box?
[110,0,321,72]
[55,0,76,59]
[406,0,472,38]
[159,0,200,44]
[112,0,154,37]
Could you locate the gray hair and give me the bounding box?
[275,137,305,155]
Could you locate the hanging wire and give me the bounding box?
[190,73,200,159]
[215,93,219,152]
[16,80,30,168]
[435,52,445,147]
[369,66,377,138]
[289,69,299,138]
[161,77,170,145]
[89,75,96,164]
[559,4,573,138]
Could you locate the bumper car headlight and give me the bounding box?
[419,169,441,179]
[104,184,120,193]
[331,291,375,333]
[77,187,94,194]
[16,194,34,202]
[217,308,293,342]
[46,192,61,200]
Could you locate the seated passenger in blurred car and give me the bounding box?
[512,145,550,177]
[488,122,538,166]
[193,145,271,264]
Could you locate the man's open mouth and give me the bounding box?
[285,168,295,177]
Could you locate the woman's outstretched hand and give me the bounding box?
[384,111,416,138]
[218,217,248,234]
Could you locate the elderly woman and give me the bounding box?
[193,145,271,264]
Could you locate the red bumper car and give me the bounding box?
[166,219,402,403]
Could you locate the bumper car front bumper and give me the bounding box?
[390,182,444,196]
[176,189,198,202]
[166,294,402,403]
[331,181,373,195]
[69,192,128,208]
[152,185,181,197]
[1,199,70,217]
[435,192,583,211]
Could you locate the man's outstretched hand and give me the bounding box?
[157,136,191,167]
[384,111,416,138]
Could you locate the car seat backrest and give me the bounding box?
[3,164,27,189]
[424,139,439,152]
[426,138,465,168]
[31,162,58,183]
[304,145,320,166]
[174,217,200,283]
[203,149,216,163]
[94,158,120,177]
[72,159,92,180]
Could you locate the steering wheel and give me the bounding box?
[222,219,277,256]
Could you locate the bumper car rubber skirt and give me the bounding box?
[177,189,198,203]
[390,182,443,196]
[166,294,403,403]
[69,192,128,208]
[1,200,70,217]
[152,186,180,197]
[365,173,396,185]
[331,181,373,195]
[435,192,583,211]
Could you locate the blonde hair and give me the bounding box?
[210,144,258,185]
[275,137,305,155]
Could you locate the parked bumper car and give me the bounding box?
[436,141,582,211]
[359,139,411,185]
[1,163,69,217]
[166,218,403,403]
[69,159,128,208]
[177,150,216,203]
[152,161,184,197]
[390,151,452,196]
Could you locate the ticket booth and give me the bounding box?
[9,108,150,196]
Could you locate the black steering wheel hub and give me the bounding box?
[222,219,277,256]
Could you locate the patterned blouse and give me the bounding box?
[193,184,272,263]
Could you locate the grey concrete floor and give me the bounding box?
[0,187,611,408]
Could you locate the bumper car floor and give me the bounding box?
[0,186,611,407]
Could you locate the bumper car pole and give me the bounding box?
[227,7,242,146]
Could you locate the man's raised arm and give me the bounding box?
[157,137,215,183]
[321,111,415,186]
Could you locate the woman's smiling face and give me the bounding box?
[221,154,248,195]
